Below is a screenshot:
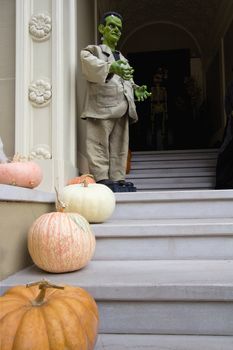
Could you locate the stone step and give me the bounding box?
[133,180,214,191]
[128,168,216,190]
[131,152,218,162]
[2,260,232,302]
[128,150,217,190]
[135,185,213,191]
[95,334,233,350]
[134,185,213,191]
[130,159,216,170]
[127,168,215,177]
[92,218,233,260]
[0,184,54,202]
[128,178,215,190]
[132,148,218,157]
[129,176,215,186]
[112,189,233,220]
[1,260,233,335]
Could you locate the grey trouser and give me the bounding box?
[86,115,129,182]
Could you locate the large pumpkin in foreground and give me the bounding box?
[0,280,99,350]
[60,183,116,223]
[28,211,96,273]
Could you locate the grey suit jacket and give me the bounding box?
[80,44,138,123]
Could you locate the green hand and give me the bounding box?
[109,60,134,80]
[135,85,152,102]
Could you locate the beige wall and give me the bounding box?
[76,0,95,174]
[0,201,54,280]
[0,0,15,160]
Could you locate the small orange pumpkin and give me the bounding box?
[0,280,99,350]
[0,154,42,188]
[67,174,96,185]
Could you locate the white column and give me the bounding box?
[15,0,78,192]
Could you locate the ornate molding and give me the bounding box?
[16,0,78,191]
[29,13,52,42]
[28,79,52,107]
[29,145,52,160]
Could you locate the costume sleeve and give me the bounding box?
[80,46,112,84]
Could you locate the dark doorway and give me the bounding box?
[128,49,193,151]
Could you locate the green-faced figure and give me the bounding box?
[99,13,151,101]
[98,14,122,51]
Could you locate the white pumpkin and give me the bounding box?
[60,183,116,223]
[28,211,96,273]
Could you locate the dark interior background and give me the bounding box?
[127,49,194,151]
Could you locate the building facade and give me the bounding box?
[1,0,233,191]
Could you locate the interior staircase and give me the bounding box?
[127,148,218,191]
[1,148,233,349]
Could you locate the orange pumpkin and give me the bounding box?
[0,154,42,188]
[67,174,96,185]
[0,280,99,350]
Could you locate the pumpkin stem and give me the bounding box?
[82,174,94,188]
[26,279,64,306]
[55,187,66,212]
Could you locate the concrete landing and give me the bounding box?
[1,260,233,301]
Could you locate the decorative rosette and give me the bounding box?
[28,79,52,107]
[29,144,52,160]
[29,13,52,41]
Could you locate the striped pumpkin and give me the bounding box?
[28,212,96,273]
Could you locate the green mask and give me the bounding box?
[98,15,122,51]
